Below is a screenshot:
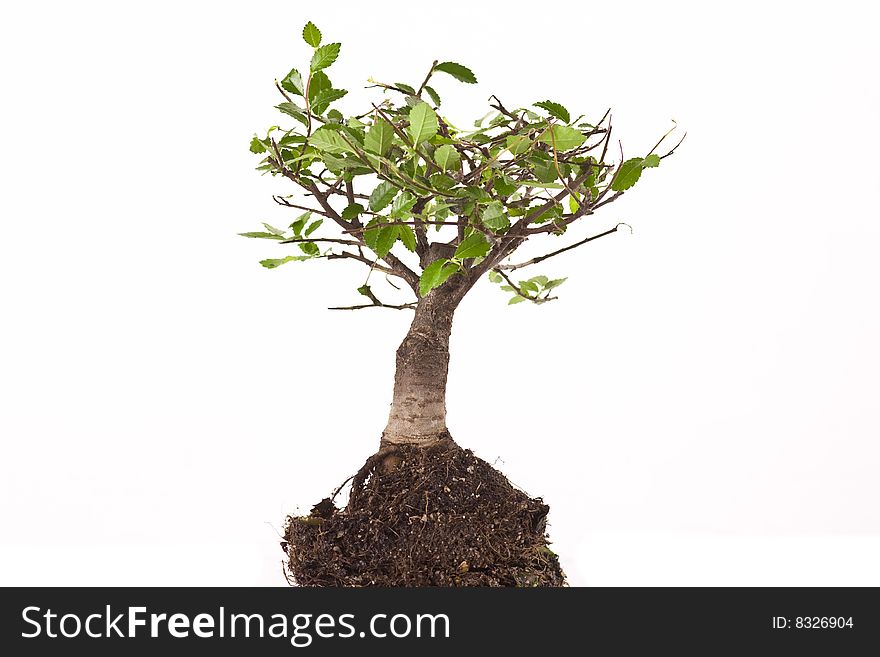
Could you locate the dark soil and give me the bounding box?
[282,440,566,587]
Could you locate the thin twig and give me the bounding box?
[416,61,438,97]
[660,131,687,160]
[325,251,397,276]
[499,223,631,271]
[280,237,361,246]
[328,302,417,311]
[496,269,557,304]
[272,196,328,215]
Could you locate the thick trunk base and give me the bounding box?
[282,442,566,587]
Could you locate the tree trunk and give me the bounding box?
[381,288,461,449]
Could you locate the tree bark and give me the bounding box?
[380,285,462,449]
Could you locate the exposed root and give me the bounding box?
[284,442,566,587]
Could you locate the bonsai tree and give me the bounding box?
[244,21,681,586]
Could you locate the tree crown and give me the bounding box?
[243,21,682,309]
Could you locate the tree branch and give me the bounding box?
[280,237,362,246]
[325,251,396,276]
[281,170,421,293]
[498,223,631,271]
[328,302,417,311]
[463,115,617,286]
[333,282,418,311]
[416,60,438,97]
[381,253,420,293]
[272,195,329,216]
[659,131,687,160]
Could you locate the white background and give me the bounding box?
[1,1,878,586]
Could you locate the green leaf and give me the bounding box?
[473,110,493,128]
[455,186,492,202]
[260,255,312,269]
[544,277,567,290]
[432,203,452,223]
[302,21,321,47]
[304,218,323,237]
[508,295,527,305]
[528,275,549,287]
[308,127,351,154]
[398,225,417,252]
[433,61,478,84]
[434,144,460,171]
[361,220,379,251]
[310,88,347,115]
[390,191,417,218]
[534,159,559,183]
[488,270,503,283]
[429,173,456,192]
[506,134,532,155]
[370,225,398,258]
[419,258,459,296]
[643,153,661,168]
[493,175,518,196]
[262,222,285,236]
[538,125,586,151]
[298,242,320,256]
[611,157,648,191]
[424,85,441,106]
[408,101,439,145]
[534,100,571,124]
[528,204,562,225]
[363,118,395,156]
[341,203,364,221]
[395,82,417,95]
[481,201,510,232]
[362,219,398,258]
[369,181,399,212]
[238,231,284,240]
[278,133,306,147]
[310,43,341,72]
[454,232,491,260]
[289,212,311,236]
[280,68,304,96]
[249,136,267,154]
[276,102,308,126]
[520,280,540,294]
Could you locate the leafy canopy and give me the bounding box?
[243,22,680,309]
